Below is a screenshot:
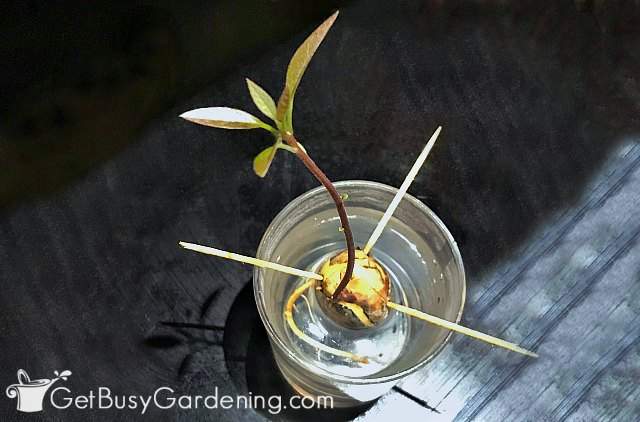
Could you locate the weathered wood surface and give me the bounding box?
[370,142,640,421]
[1,1,639,421]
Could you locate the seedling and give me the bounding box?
[181,11,356,301]
[180,11,537,363]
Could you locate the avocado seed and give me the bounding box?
[317,249,390,328]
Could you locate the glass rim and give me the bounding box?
[253,180,466,385]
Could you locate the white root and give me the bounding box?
[284,280,370,363]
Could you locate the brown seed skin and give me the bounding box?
[318,249,390,328]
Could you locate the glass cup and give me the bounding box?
[254,180,465,406]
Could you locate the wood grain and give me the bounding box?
[1,1,638,420]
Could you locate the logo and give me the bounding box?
[5,368,330,415]
[5,369,71,413]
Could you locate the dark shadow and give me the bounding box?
[223,280,375,421]
[0,1,348,210]
[143,284,227,379]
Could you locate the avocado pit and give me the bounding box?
[317,249,390,328]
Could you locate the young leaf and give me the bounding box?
[253,145,278,177]
[180,107,276,132]
[276,11,339,131]
[246,79,277,120]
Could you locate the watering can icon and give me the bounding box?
[5,369,71,413]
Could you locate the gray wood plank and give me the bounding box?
[393,142,640,421]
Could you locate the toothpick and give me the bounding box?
[363,126,442,255]
[178,239,537,358]
[178,242,323,280]
[387,301,538,357]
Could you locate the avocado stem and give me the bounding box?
[282,132,355,300]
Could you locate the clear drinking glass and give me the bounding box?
[253,180,466,406]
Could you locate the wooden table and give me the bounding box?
[1,1,638,420]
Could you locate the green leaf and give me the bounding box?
[246,79,277,120]
[276,11,339,131]
[253,145,278,178]
[277,86,293,131]
[180,107,276,132]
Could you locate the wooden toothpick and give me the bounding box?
[363,126,442,255]
[179,241,323,280]
[387,301,537,357]
[179,241,537,358]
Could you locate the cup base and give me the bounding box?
[273,347,381,408]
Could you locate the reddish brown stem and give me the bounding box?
[282,133,354,300]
